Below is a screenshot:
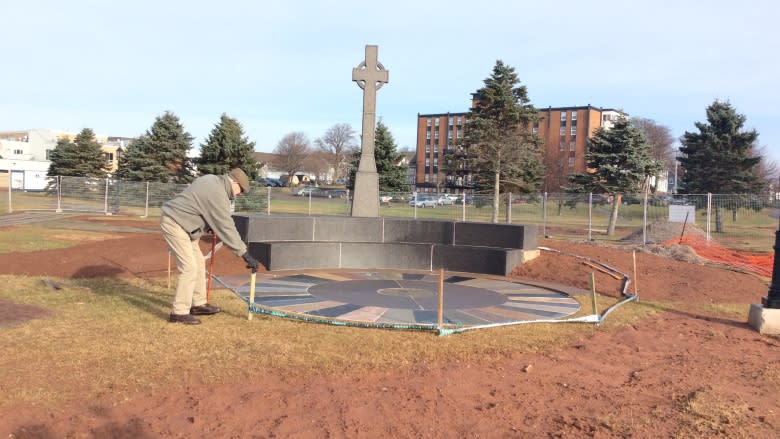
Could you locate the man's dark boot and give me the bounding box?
[190,303,222,316]
[169,313,201,325]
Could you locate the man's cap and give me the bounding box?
[228,168,250,194]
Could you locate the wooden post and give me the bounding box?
[206,233,216,302]
[437,268,444,327]
[248,271,257,321]
[632,251,638,295]
[590,272,598,315]
[167,252,171,290]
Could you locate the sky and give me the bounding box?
[2,0,779,168]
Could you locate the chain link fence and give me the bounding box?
[1,175,777,252]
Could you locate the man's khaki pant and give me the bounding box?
[160,215,207,315]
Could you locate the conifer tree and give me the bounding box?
[47,128,110,178]
[347,120,408,192]
[462,60,544,223]
[116,111,194,183]
[196,114,259,179]
[678,100,763,231]
[568,117,661,235]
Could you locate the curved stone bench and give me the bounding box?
[233,215,539,276]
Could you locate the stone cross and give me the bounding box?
[350,45,389,217]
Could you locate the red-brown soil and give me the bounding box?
[1,216,778,438]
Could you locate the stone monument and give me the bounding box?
[350,45,389,217]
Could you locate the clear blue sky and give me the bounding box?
[2,0,779,169]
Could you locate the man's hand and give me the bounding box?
[242,252,259,273]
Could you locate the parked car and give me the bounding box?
[328,189,348,199]
[622,195,641,205]
[455,194,474,205]
[258,177,282,187]
[380,195,393,205]
[437,194,458,205]
[408,195,437,208]
[295,186,318,196]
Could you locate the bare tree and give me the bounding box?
[631,117,675,169]
[273,132,311,185]
[752,144,779,185]
[314,123,356,180]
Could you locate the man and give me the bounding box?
[160,168,259,325]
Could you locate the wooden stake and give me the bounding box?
[167,252,171,290]
[437,268,444,327]
[590,272,598,315]
[248,271,257,321]
[206,233,216,302]
[632,250,638,295]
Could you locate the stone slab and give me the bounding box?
[313,216,383,242]
[454,222,537,249]
[748,304,780,335]
[383,218,454,244]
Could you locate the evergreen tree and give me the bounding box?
[568,117,661,235]
[47,128,110,178]
[678,100,763,232]
[462,60,544,223]
[347,120,408,192]
[678,100,762,194]
[116,111,194,183]
[196,113,259,179]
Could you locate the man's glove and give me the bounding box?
[242,252,259,273]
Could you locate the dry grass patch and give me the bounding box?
[0,275,658,408]
[0,225,118,253]
[675,387,752,436]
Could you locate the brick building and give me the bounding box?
[415,105,623,193]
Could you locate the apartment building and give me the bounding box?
[0,129,132,173]
[415,106,624,193]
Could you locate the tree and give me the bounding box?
[47,128,110,178]
[631,117,676,169]
[678,100,764,231]
[568,117,661,235]
[196,113,259,179]
[314,123,356,181]
[461,60,544,223]
[273,132,311,185]
[116,111,194,183]
[346,121,408,192]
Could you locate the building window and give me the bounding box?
[434,132,439,139]
[568,157,575,167]
[448,116,453,125]
[571,112,577,121]
[571,126,577,136]
[424,174,430,183]
[433,158,438,166]
[559,126,566,136]
[104,152,114,164]
[435,118,440,126]
[560,112,567,122]
[425,158,430,167]
[13,149,23,155]
[426,118,432,126]
[426,132,430,140]
[569,141,576,151]
[425,145,430,154]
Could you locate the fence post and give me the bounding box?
[267,186,271,215]
[542,192,548,238]
[103,178,110,215]
[413,192,418,219]
[308,190,312,216]
[7,169,12,214]
[642,184,649,246]
[506,192,512,224]
[142,181,149,217]
[56,176,63,213]
[461,193,466,222]
[588,192,593,241]
[706,193,712,242]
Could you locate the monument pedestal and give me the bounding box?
[748,304,780,335]
[351,171,379,217]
